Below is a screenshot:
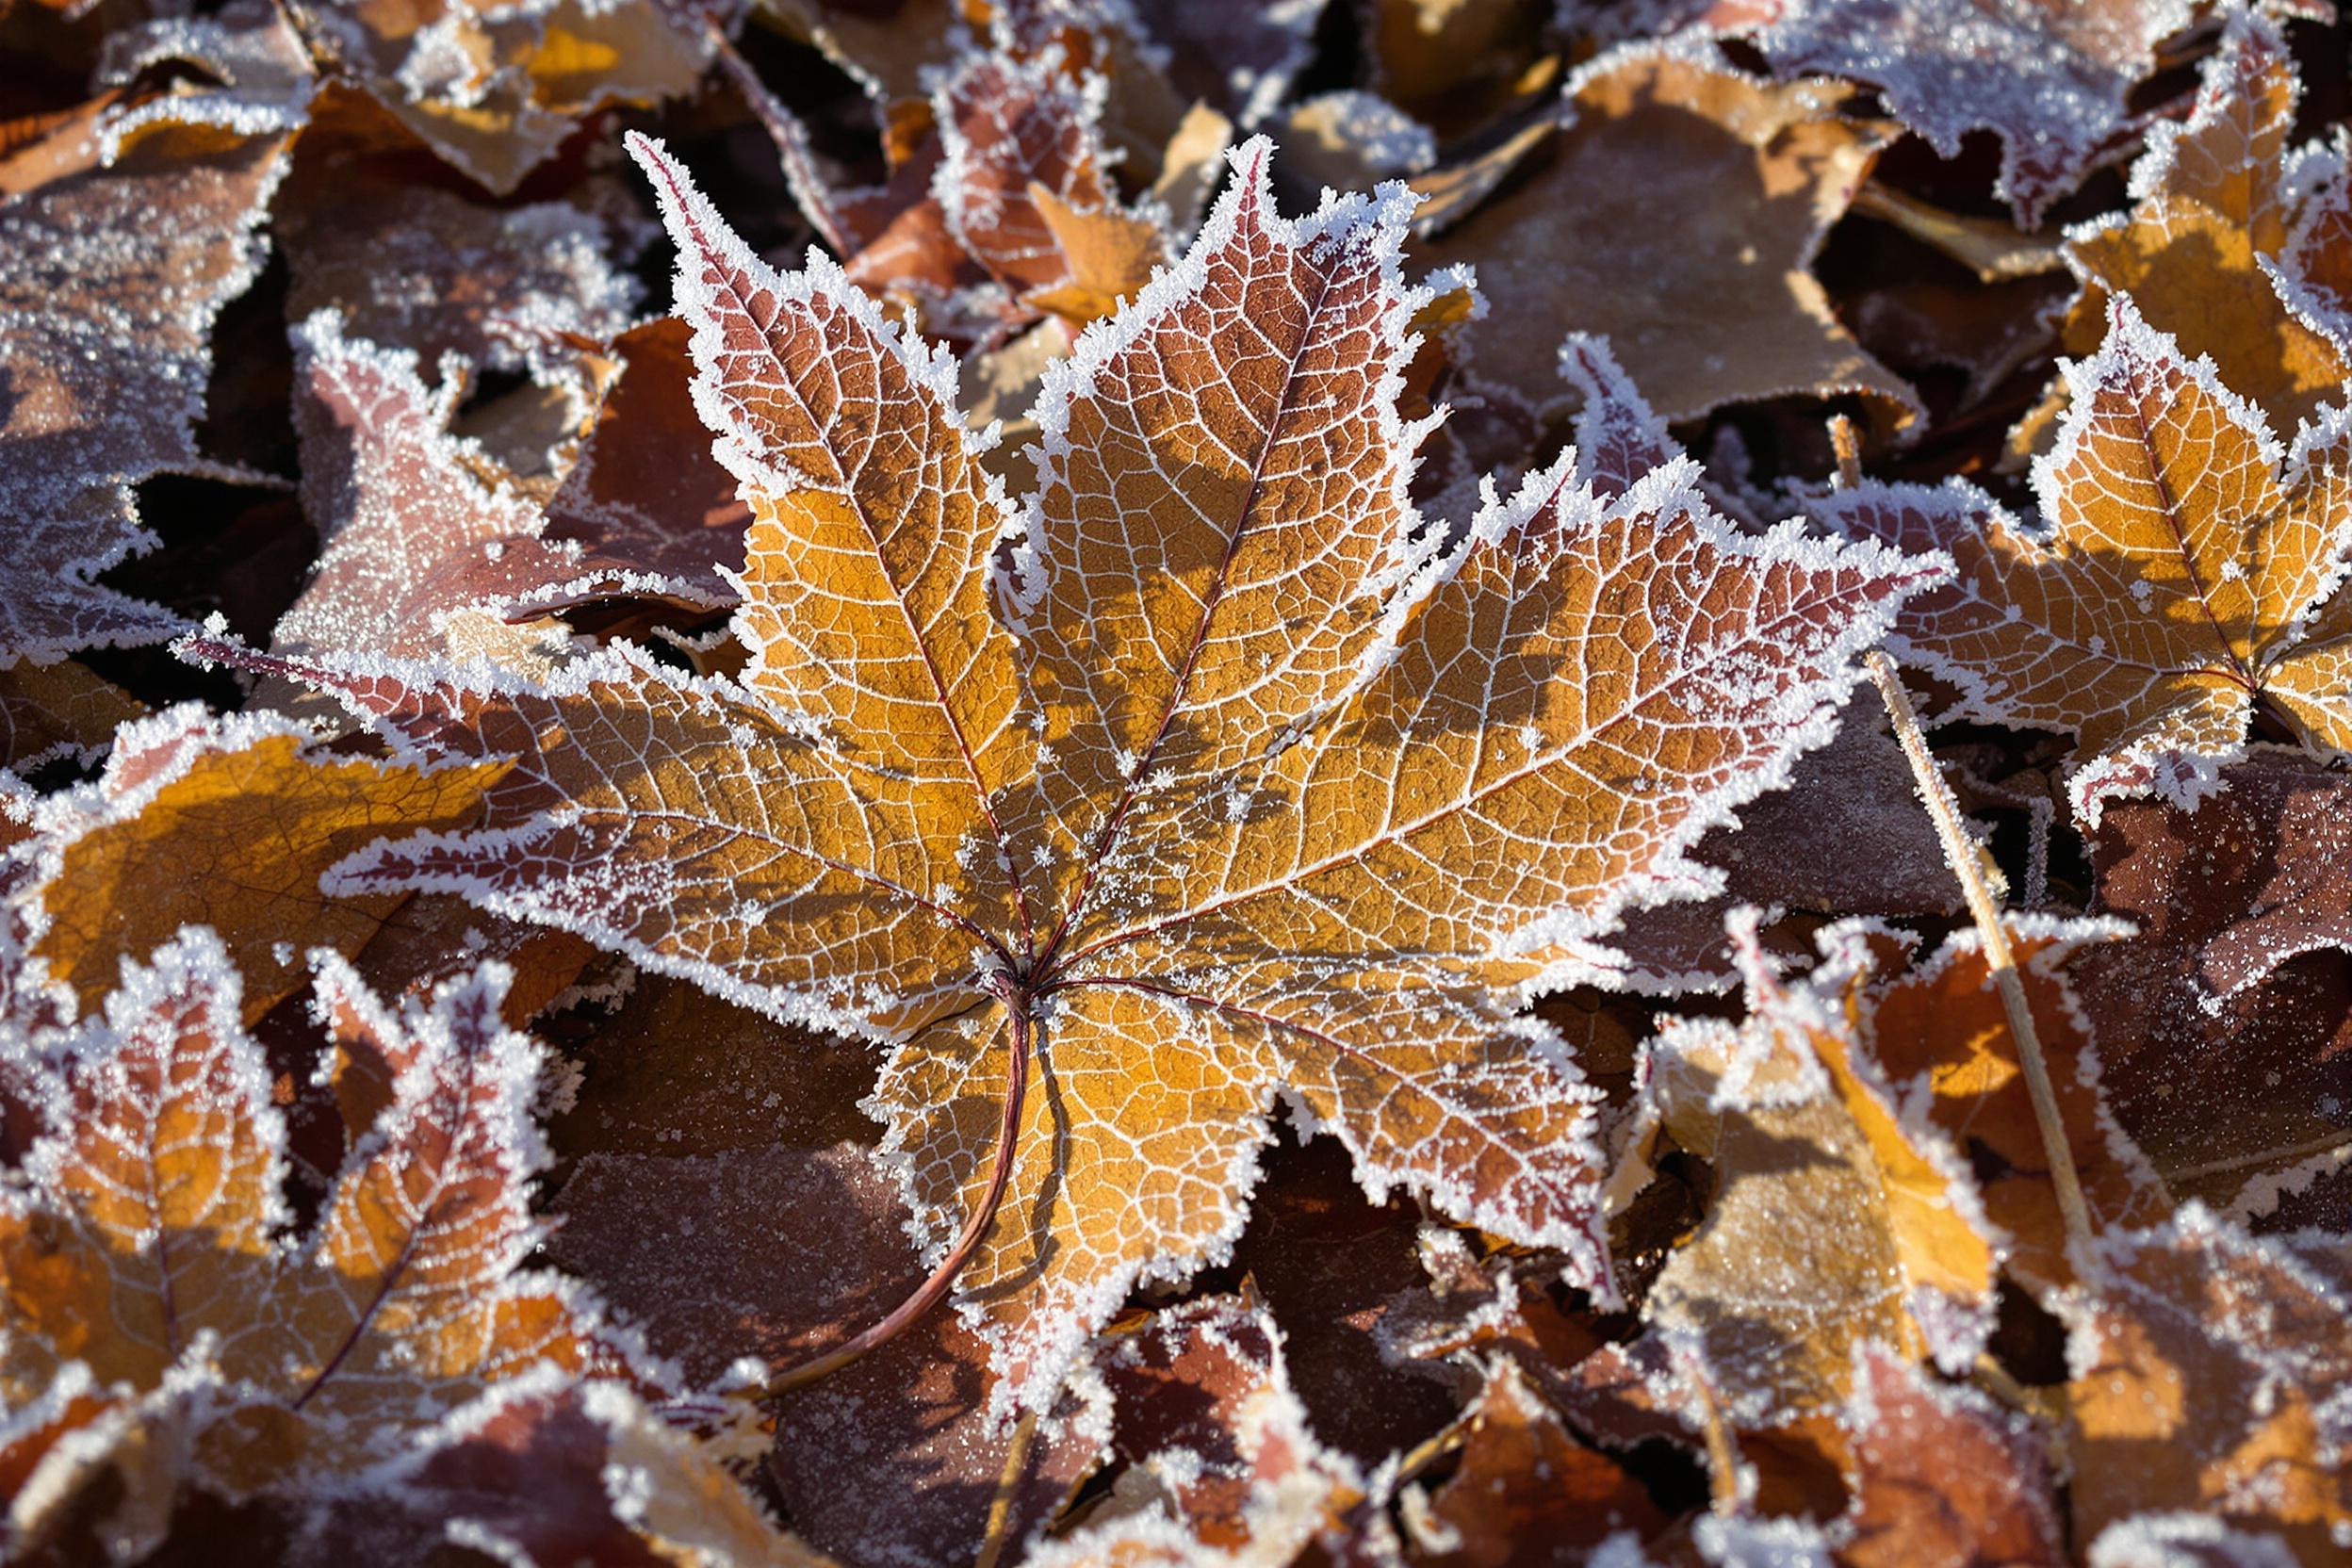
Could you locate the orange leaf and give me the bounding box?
[1816,299,2352,824]
[248,135,1936,1406]
[25,707,504,1021]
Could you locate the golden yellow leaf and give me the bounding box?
[2065,8,2347,434]
[240,135,1935,1406]
[26,707,503,1021]
[1816,298,2352,823]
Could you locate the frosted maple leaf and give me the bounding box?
[211,135,1939,1405]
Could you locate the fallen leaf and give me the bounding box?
[0,122,290,668]
[0,660,145,773]
[1403,1359,1663,1568]
[0,929,690,1534]
[1414,47,1919,426]
[274,309,554,664]
[1743,0,2197,225]
[231,133,1935,1408]
[302,0,706,193]
[1855,919,2171,1296]
[2064,1204,2352,1560]
[1812,298,2352,825]
[1836,1343,2066,1568]
[1087,1293,1364,1558]
[21,705,502,1021]
[2073,748,2352,1201]
[2063,7,2349,436]
[279,174,645,393]
[1628,927,1994,1422]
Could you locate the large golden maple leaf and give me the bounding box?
[223,137,1936,1401]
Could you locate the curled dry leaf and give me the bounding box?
[295,0,705,193]
[1413,45,1919,428]
[220,134,1936,1409]
[841,45,1171,336]
[1814,299,2352,825]
[0,117,290,669]
[17,705,503,1022]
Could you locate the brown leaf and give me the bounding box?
[1736,0,2196,224]
[1089,1293,1364,1556]
[1414,49,1918,426]
[1836,1344,2065,1568]
[0,930,699,1537]
[2073,749,2352,1204]
[1404,1360,1663,1568]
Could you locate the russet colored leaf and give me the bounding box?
[228,133,1936,1407]
[1837,1344,2066,1568]
[2064,1205,2352,1560]
[2074,749,2352,1206]
[1814,299,2352,824]
[1412,47,1919,426]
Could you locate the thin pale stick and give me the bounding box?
[1827,415,2099,1274]
[2164,1125,2352,1183]
[973,1408,1041,1568]
[767,1001,1032,1395]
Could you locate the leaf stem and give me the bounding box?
[1828,415,2099,1276]
[766,998,1032,1396]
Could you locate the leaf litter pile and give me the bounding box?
[9,0,2352,1561]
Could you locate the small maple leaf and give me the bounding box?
[0,928,678,1544]
[2061,5,2349,435]
[1814,297,2352,824]
[220,135,1936,1405]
